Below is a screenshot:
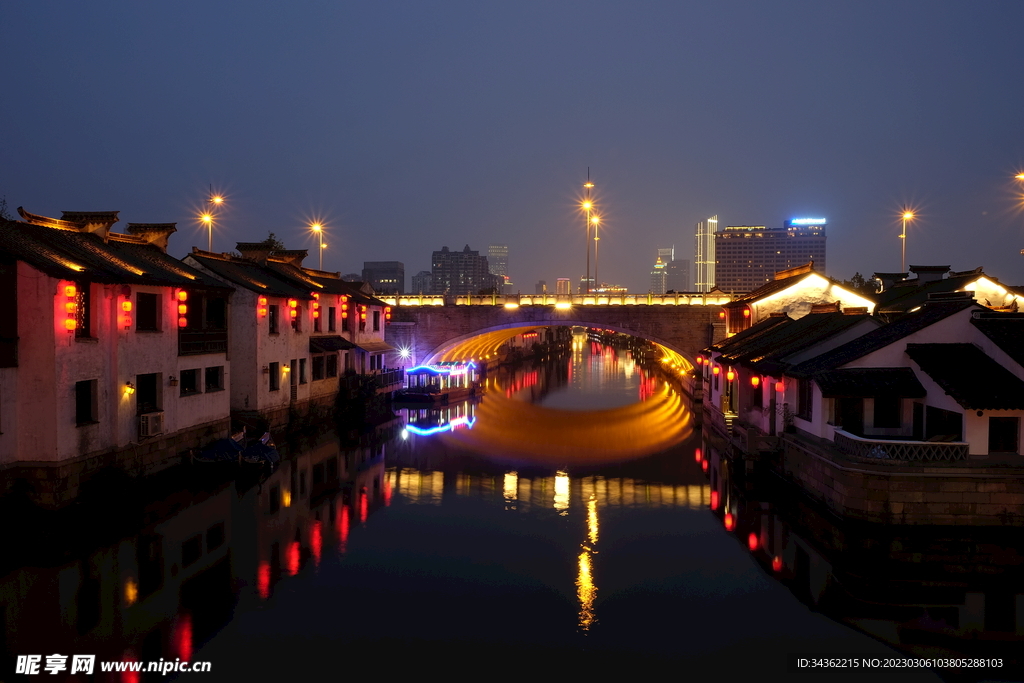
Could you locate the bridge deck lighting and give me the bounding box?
[504,302,519,309]
[555,301,572,310]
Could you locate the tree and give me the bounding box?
[257,232,286,250]
[0,196,12,221]
[842,272,877,297]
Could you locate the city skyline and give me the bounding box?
[3,3,1023,293]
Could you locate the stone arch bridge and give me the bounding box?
[382,293,730,367]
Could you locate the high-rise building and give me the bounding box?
[488,244,514,294]
[535,280,547,294]
[666,259,690,292]
[556,278,571,295]
[658,246,675,264]
[430,245,500,295]
[579,276,595,294]
[650,257,667,294]
[361,261,405,294]
[694,216,718,292]
[715,218,827,293]
[411,270,432,294]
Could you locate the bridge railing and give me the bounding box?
[381,293,733,306]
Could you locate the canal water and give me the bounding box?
[4,332,1005,680]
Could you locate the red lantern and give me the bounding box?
[65,302,76,314]
[177,290,188,302]
[65,318,77,331]
[258,307,267,317]
[313,309,320,318]
[178,303,187,315]
[719,311,726,319]
[751,376,760,387]
[64,284,77,298]
[712,366,720,376]
[290,308,298,319]
[258,296,268,306]
[743,309,750,317]
[288,299,297,309]
[775,380,785,393]
[726,369,735,381]
[122,300,132,312]
[178,317,187,328]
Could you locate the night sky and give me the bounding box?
[5,2,1023,293]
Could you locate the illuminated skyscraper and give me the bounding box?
[488,244,512,293]
[650,257,667,294]
[556,278,571,295]
[694,216,718,292]
[715,218,827,293]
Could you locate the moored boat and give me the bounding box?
[394,361,480,405]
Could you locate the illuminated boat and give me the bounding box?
[394,361,480,404]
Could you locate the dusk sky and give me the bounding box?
[4,1,1024,293]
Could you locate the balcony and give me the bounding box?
[833,429,969,462]
[178,329,228,356]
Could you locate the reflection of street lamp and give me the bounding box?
[900,209,914,273]
[311,223,325,270]
[591,215,601,290]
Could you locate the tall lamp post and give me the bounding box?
[900,208,914,274]
[1017,174,1024,254]
[311,223,326,270]
[200,212,214,252]
[582,173,595,294]
[592,215,601,290]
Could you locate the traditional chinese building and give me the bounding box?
[0,208,232,504]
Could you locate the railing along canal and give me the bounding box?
[381,293,734,307]
[833,429,969,462]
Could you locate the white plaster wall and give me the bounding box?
[750,276,875,324]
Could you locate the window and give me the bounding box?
[136,293,159,331]
[75,380,97,424]
[751,381,763,409]
[873,396,901,428]
[269,362,280,391]
[326,354,338,378]
[797,379,813,421]
[269,305,279,334]
[136,373,160,414]
[181,534,202,568]
[180,369,200,396]
[989,417,1019,453]
[312,355,325,380]
[205,297,227,329]
[373,310,381,331]
[291,305,302,332]
[206,522,225,552]
[205,366,224,392]
[314,312,321,333]
[343,313,351,332]
[299,358,307,384]
[328,307,336,332]
[74,282,92,339]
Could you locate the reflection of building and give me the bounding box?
[715,218,827,294]
[411,270,432,294]
[0,208,231,494]
[694,215,718,292]
[362,261,404,295]
[430,245,500,295]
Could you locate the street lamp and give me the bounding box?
[900,208,914,274]
[311,223,325,270]
[200,213,214,251]
[591,215,601,290]
[582,172,595,295]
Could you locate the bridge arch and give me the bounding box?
[386,303,724,371]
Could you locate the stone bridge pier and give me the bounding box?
[384,301,727,368]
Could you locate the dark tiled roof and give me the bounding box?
[815,368,925,398]
[970,314,1024,367]
[310,336,356,352]
[715,313,877,377]
[874,273,979,313]
[789,300,979,379]
[706,314,790,353]
[0,219,226,289]
[187,252,314,299]
[905,343,1024,410]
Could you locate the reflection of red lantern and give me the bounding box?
[694,448,702,462]
[743,309,750,317]
[719,311,725,319]
[710,490,719,510]
[772,556,783,572]
[724,513,735,530]
[748,532,759,551]
[701,459,708,473]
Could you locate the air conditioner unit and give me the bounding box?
[139,411,164,438]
